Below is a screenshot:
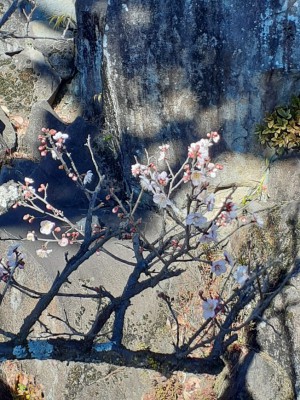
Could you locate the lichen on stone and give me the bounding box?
[28,340,54,360]
[0,184,19,211]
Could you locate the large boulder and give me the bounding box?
[74,0,300,184]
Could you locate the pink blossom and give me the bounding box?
[211,259,227,276]
[183,171,191,183]
[218,200,238,225]
[206,163,218,178]
[188,142,199,159]
[58,237,69,247]
[186,213,207,228]
[156,171,169,186]
[207,131,220,143]
[158,144,170,160]
[22,186,35,198]
[131,163,141,177]
[224,199,237,219]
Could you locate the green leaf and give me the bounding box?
[277,108,288,118]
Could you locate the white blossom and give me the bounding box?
[53,131,69,142]
[58,237,69,247]
[190,170,204,187]
[40,220,55,235]
[26,231,36,241]
[186,213,207,228]
[234,265,249,286]
[211,259,227,276]
[202,298,219,320]
[153,192,171,208]
[36,248,52,258]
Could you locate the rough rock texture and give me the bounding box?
[0,181,20,214]
[24,100,66,159]
[216,198,300,400]
[75,0,300,184]
[0,106,15,149]
[0,0,76,126]
[0,210,168,399]
[75,0,107,119]
[1,359,154,400]
[0,0,299,399]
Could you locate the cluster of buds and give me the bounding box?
[13,177,35,208]
[68,171,78,182]
[217,199,238,226]
[131,160,172,208]
[131,132,223,210]
[38,128,69,158]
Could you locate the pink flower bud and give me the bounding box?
[72,176,78,181]
[46,204,53,210]
[54,227,61,232]
[41,150,47,156]
[112,206,119,213]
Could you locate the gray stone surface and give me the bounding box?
[28,21,75,79]
[0,209,167,399]
[32,0,76,23]
[267,156,300,202]
[2,359,154,400]
[0,181,20,215]
[23,100,66,159]
[75,0,300,184]
[14,47,61,103]
[0,106,15,149]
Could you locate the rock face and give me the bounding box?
[0,1,300,399]
[74,0,300,183]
